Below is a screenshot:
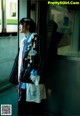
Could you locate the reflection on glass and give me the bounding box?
[47,5,78,56]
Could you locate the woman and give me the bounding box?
[18,18,46,116]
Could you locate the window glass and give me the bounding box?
[47,5,79,56]
[6,0,18,32]
[0,0,2,32]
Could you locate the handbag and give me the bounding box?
[26,83,46,103]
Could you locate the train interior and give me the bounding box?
[0,0,80,116]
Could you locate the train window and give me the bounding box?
[0,0,2,32]
[6,0,18,32]
[47,4,80,57]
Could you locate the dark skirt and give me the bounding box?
[18,89,46,116]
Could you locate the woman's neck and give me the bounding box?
[25,31,30,37]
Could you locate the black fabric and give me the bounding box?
[21,36,45,84]
[9,53,18,85]
[18,89,46,116]
[9,35,45,85]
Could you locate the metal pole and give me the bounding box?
[18,0,19,54]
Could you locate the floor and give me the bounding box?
[0,85,18,116]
